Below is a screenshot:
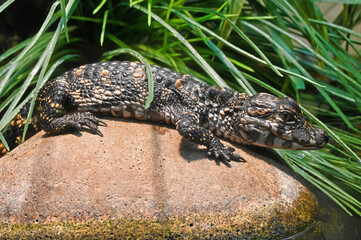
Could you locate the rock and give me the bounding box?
[0,118,319,238]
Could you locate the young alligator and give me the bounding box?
[0,61,329,161]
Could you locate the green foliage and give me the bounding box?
[0,0,361,216]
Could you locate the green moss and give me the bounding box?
[0,193,320,239]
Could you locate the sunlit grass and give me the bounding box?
[0,0,360,216]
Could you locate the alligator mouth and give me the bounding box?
[252,129,328,150]
[241,118,329,150]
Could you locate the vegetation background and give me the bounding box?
[0,0,361,219]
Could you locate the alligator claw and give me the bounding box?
[78,112,105,136]
[98,119,108,127]
[207,144,245,163]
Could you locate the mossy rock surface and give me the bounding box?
[0,119,319,238]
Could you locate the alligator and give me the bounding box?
[0,61,329,161]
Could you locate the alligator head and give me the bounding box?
[237,93,328,150]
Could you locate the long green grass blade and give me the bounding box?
[60,0,69,42]
[100,10,109,46]
[133,4,229,88]
[174,6,283,77]
[0,0,15,13]
[93,0,107,14]
[0,1,60,96]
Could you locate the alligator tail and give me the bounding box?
[0,100,38,157]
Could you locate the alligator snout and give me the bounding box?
[315,128,329,147]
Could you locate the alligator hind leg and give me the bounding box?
[36,77,106,136]
[45,112,107,136]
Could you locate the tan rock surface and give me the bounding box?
[0,118,319,237]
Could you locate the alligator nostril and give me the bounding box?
[324,131,329,144]
[317,129,329,145]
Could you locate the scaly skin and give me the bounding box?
[0,61,329,161]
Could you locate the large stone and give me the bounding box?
[0,118,319,238]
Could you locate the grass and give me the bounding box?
[0,0,361,217]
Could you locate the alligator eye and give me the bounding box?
[279,112,296,125]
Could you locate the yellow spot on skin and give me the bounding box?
[51,102,55,108]
[15,136,22,145]
[101,69,110,76]
[135,67,143,73]
[75,68,83,76]
[15,120,23,127]
[1,145,7,156]
[175,79,184,89]
[133,72,143,79]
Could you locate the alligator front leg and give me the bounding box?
[176,112,245,162]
